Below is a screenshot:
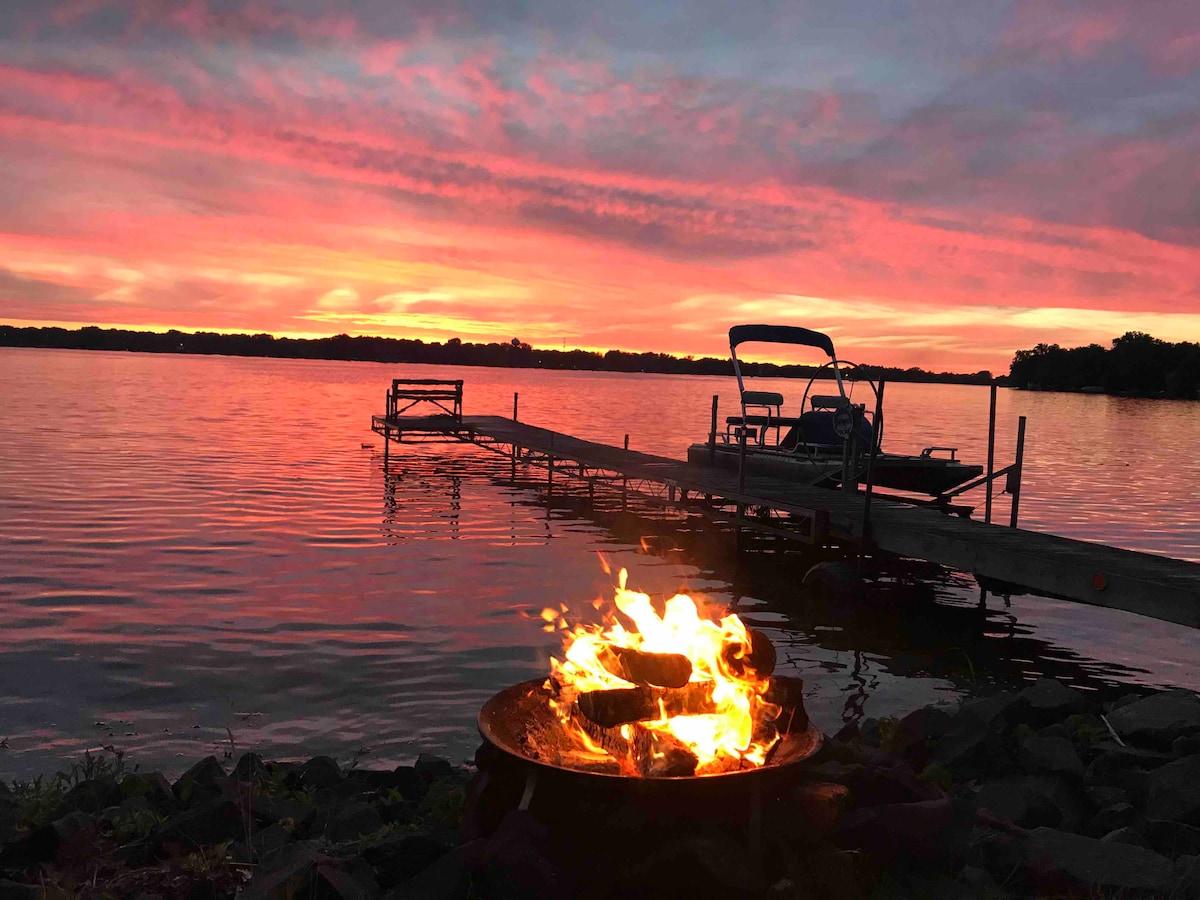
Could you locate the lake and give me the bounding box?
[1,347,1198,780]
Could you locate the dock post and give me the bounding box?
[985,382,997,524]
[857,380,885,570]
[513,392,518,421]
[709,395,718,466]
[737,426,747,492]
[1009,416,1027,528]
[621,434,629,510]
[383,426,389,471]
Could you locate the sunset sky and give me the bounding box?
[1,0,1197,372]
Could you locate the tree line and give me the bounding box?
[1009,332,1200,399]
[0,325,995,385]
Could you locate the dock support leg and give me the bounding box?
[383,427,389,471]
[985,382,997,524]
[1009,416,1027,528]
[547,455,553,496]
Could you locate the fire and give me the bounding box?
[544,568,784,777]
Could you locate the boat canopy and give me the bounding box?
[728,324,835,359]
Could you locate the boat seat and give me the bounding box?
[741,390,785,408]
[726,415,805,428]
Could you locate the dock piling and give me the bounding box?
[1009,416,1027,528]
[985,383,997,524]
[709,395,718,466]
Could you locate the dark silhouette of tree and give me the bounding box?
[1009,332,1199,399]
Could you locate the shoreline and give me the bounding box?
[4,679,1199,898]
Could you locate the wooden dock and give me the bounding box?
[371,381,1200,629]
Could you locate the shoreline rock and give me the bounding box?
[2,679,1199,898]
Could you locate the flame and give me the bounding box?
[547,569,780,775]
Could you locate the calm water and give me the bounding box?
[1,348,1198,780]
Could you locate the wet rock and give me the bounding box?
[152,798,243,853]
[845,762,941,807]
[1144,755,1200,823]
[1087,802,1137,837]
[475,810,568,900]
[1141,820,1200,860]
[769,781,850,841]
[120,772,178,815]
[1017,679,1088,725]
[323,800,383,843]
[974,775,1082,831]
[931,692,1018,779]
[173,755,228,806]
[1024,826,1176,894]
[295,755,343,790]
[1018,734,1085,779]
[1176,735,1200,758]
[1086,745,1173,797]
[1106,690,1200,747]
[364,834,452,890]
[384,841,482,900]
[414,754,454,783]
[233,752,270,784]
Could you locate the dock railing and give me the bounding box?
[386,379,463,421]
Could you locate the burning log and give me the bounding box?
[576,682,717,729]
[721,628,777,679]
[597,646,692,688]
[762,675,808,733]
[570,707,698,777]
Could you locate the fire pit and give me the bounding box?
[478,569,822,794]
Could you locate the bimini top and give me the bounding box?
[728,324,835,360]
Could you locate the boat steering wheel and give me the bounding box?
[795,360,884,483]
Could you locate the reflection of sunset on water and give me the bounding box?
[1,348,1197,779]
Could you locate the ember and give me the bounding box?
[533,568,797,777]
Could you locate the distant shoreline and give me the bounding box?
[0,324,998,386]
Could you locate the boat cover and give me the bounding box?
[728,325,835,359]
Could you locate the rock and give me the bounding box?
[121,772,178,814]
[931,692,1019,779]
[619,829,759,897]
[391,766,429,803]
[0,880,39,900]
[173,755,228,805]
[474,810,569,900]
[973,775,1082,831]
[364,834,452,890]
[315,861,380,900]
[242,841,336,900]
[1141,820,1200,860]
[1176,735,1200,758]
[834,796,956,863]
[414,754,454,783]
[233,752,270,783]
[1017,679,1088,724]
[1087,785,1129,810]
[1018,734,1085,779]
[770,782,850,841]
[1024,826,1176,894]
[1106,690,1200,747]
[241,793,315,831]
[1086,745,1173,797]
[1145,755,1200,823]
[152,798,243,853]
[892,705,955,764]
[23,810,97,864]
[296,755,342,790]
[52,777,123,819]
[323,800,383,843]
[845,762,941,807]
[1101,826,1153,849]
[230,821,291,864]
[385,841,482,900]
[1087,803,1137,837]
